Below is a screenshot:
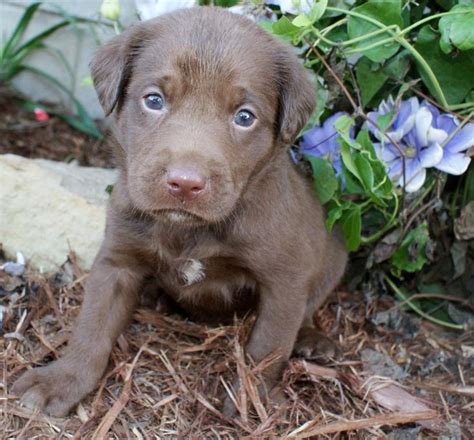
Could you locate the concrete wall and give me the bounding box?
[1,0,140,119]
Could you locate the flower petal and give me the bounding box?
[428,126,448,145]
[379,96,395,114]
[333,157,343,176]
[435,113,458,134]
[366,111,382,138]
[373,142,399,162]
[445,123,474,153]
[388,157,405,181]
[421,100,441,120]
[394,97,419,136]
[414,107,433,147]
[419,143,443,168]
[435,152,471,175]
[413,105,449,148]
[401,161,426,192]
[301,112,349,155]
[301,126,331,151]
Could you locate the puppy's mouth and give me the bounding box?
[153,208,207,225]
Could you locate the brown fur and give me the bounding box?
[13,7,347,416]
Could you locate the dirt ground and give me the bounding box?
[0,88,113,168]
[0,91,472,438]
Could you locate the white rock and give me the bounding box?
[0,154,118,273]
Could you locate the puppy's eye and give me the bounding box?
[234,109,255,127]
[144,93,165,111]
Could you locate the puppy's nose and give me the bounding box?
[166,168,207,201]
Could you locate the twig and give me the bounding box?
[289,410,438,437]
[43,283,66,330]
[307,44,359,112]
[414,382,474,397]
[92,345,145,439]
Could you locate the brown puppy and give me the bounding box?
[13,7,347,417]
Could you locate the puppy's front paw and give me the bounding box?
[293,327,340,363]
[12,360,95,417]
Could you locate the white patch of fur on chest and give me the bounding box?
[179,259,205,286]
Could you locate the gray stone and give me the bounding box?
[0,154,118,273]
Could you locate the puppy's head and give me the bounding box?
[91,7,315,225]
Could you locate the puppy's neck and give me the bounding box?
[240,147,294,203]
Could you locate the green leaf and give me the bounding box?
[59,114,101,138]
[309,0,328,22]
[292,14,312,28]
[343,164,365,194]
[354,154,374,190]
[333,114,355,144]
[2,2,41,58]
[356,129,393,197]
[12,20,70,59]
[341,205,362,251]
[355,57,389,107]
[289,0,329,26]
[272,16,300,36]
[22,101,101,138]
[377,111,394,133]
[382,50,410,80]
[415,26,474,105]
[81,75,93,86]
[340,142,361,181]
[323,0,355,18]
[326,202,347,231]
[391,223,430,273]
[259,20,274,35]
[22,65,102,138]
[439,5,474,53]
[214,0,238,6]
[435,0,459,11]
[347,0,403,63]
[306,156,338,204]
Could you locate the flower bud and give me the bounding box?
[101,0,121,21]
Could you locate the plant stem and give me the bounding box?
[345,35,397,54]
[448,102,474,112]
[399,9,469,36]
[384,276,464,330]
[325,6,449,107]
[341,25,399,47]
[311,24,399,48]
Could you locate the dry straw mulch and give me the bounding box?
[1,254,472,439]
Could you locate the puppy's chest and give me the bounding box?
[154,238,255,303]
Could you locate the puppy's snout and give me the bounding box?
[166,167,207,201]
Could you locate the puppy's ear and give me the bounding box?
[90,25,146,115]
[276,48,316,144]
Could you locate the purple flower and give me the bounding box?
[373,106,445,192]
[367,96,420,143]
[422,102,473,175]
[300,112,353,175]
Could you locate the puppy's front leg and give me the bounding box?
[12,248,144,417]
[246,280,307,389]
